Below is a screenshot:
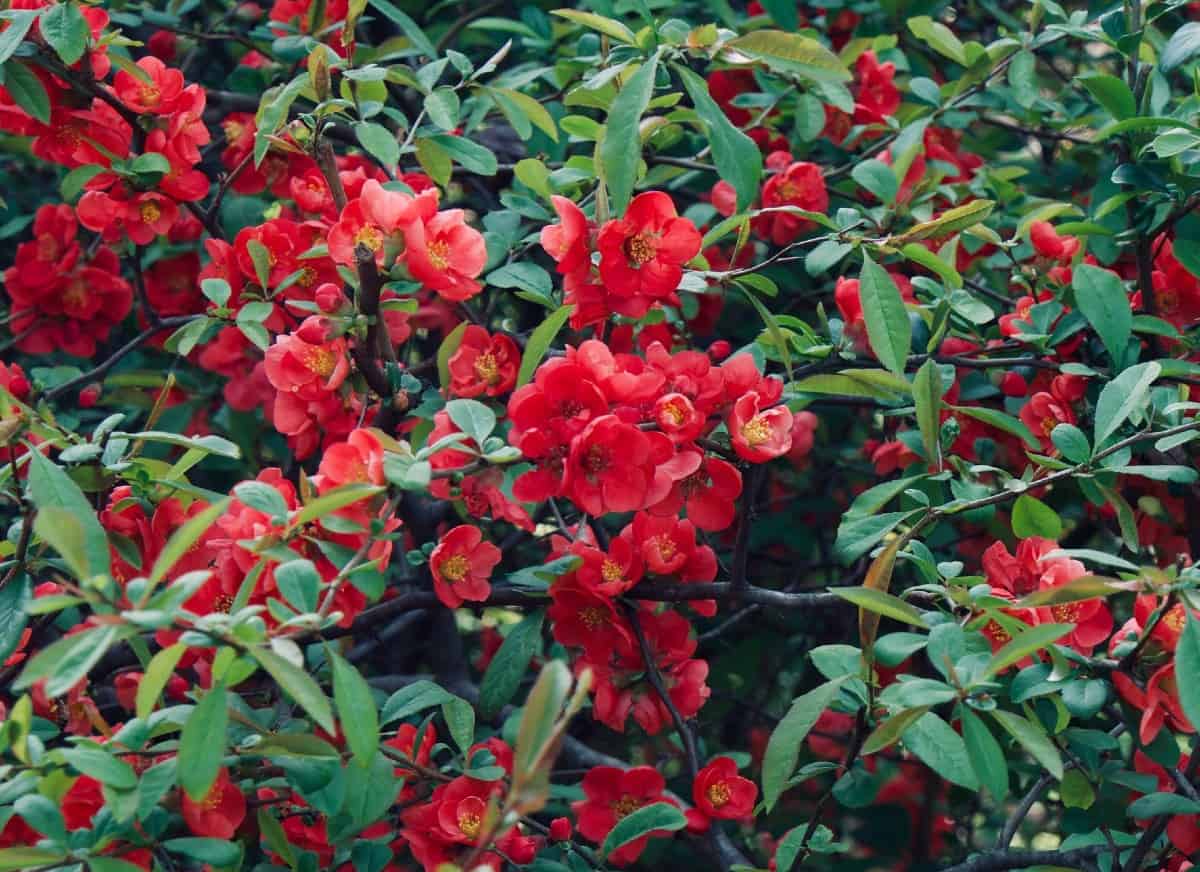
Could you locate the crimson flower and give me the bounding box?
[729,391,793,462]
[563,414,674,515]
[403,208,488,301]
[430,525,501,608]
[693,757,758,820]
[572,766,676,865]
[448,326,521,398]
[596,191,701,314]
[181,768,246,839]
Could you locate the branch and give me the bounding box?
[941,846,1112,872]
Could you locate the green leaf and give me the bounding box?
[292,484,383,527]
[369,0,437,57]
[551,8,637,44]
[1128,792,1200,818]
[1176,611,1200,737]
[445,398,497,446]
[442,696,475,755]
[1016,575,1119,608]
[1051,424,1090,463]
[487,88,559,142]
[276,559,321,612]
[727,29,850,82]
[251,647,336,733]
[4,59,49,124]
[149,498,231,588]
[599,53,658,214]
[381,679,455,724]
[762,679,846,811]
[424,87,460,130]
[40,2,89,66]
[1011,494,1062,539]
[899,243,962,289]
[858,253,911,377]
[517,305,573,387]
[758,0,799,28]
[27,450,110,579]
[862,705,931,755]
[0,12,37,66]
[0,848,65,871]
[675,64,762,211]
[479,610,545,720]
[981,623,1073,680]
[179,684,228,801]
[851,159,898,204]
[599,802,687,860]
[1161,22,1200,71]
[1078,73,1136,120]
[62,746,137,790]
[488,262,552,298]
[1060,768,1095,809]
[354,121,399,170]
[234,480,289,518]
[904,712,977,789]
[897,200,995,242]
[913,359,943,469]
[1092,361,1160,447]
[949,404,1040,450]
[1072,263,1131,367]
[415,137,451,186]
[960,707,1008,801]
[163,838,241,868]
[330,649,379,765]
[1007,50,1037,108]
[514,659,571,775]
[830,587,925,627]
[906,16,967,65]
[989,709,1064,780]
[429,133,498,175]
[793,369,912,401]
[15,624,121,697]
[136,643,187,719]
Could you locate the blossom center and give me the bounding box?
[650,534,677,561]
[473,351,500,384]
[625,232,656,266]
[457,809,481,838]
[1051,602,1082,623]
[612,795,641,819]
[706,781,731,807]
[585,444,608,474]
[140,201,162,225]
[601,559,624,585]
[741,416,772,446]
[354,224,384,252]
[301,345,337,378]
[580,606,607,630]
[427,239,451,271]
[441,554,470,583]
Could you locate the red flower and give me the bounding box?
[430,524,501,608]
[729,391,792,462]
[448,326,521,398]
[1030,221,1080,262]
[541,195,593,275]
[852,51,901,125]
[113,56,185,114]
[650,453,743,532]
[597,192,701,315]
[403,208,488,302]
[572,766,676,865]
[755,156,829,245]
[693,757,757,820]
[1034,558,1113,653]
[263,317,351,399]
[549,581,633,657]
[563,415,674,515]
[181,768,246,839]
[62,775,105,829]
[1019,391,1075,451]
[313,428,385,491]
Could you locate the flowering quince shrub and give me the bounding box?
[7,4,1200,872]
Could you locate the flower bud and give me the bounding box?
[549,817,572,842]
[78,384,101,408]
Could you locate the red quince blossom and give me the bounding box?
[448,326,521,397]
[1020,390,1076,452]
[403,207,488,302]
[430,524,502,608]
[729,390,793,462]
[572,766,677,865]
[113,56,185,114]
[693,756,758,820]
[1030,221,1081,262]
[563,414,675,515]
[181,768,246,839]
[597,191,702,317]
[650,452,743,532]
